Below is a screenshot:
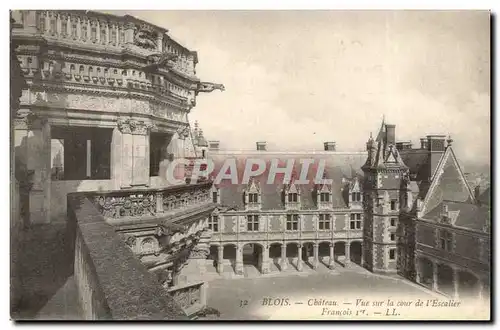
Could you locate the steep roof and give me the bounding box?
[420,146,476,217]
[210,152,366,211]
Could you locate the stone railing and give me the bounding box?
[67,193,188,320]
[91,181,213,220]
[167,281,207,317]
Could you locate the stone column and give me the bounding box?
[432,262,439,292]
[280,243,288,271]
[297,244,303,271]
[328,242,335,269]
[344,242,351,267]
[261,245,270,274]
[452,267,459,299]
[156,32,163,52]
[235,247,243,275]
[217,245,223,274]
[312,243,319,269]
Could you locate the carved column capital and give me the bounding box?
[117,117,155,135]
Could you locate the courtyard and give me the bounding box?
[203,264,474,320]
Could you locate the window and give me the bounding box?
[390,233,396,241]
[248,193,259,203]
[318,214,331,230]
[212,191,218,203]
[351,192,361,202]
[51,126,111,181]
[390,218,397,227]
[439,229,453,252]
[320,192,330,202]
[150,133,168,177]
[286,214,299,231]
[350,213,362,229]
[389,248,396,260]
[390,200,397,211]
[247,215,259,231]
[208,215,219,232]
[288,193,298,203]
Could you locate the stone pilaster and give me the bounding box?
[452,267,459,299]
[261,245,270,274]
[116,117,154,188]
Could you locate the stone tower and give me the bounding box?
[362,120,409,274]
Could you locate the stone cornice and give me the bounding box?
[117,117,155,135]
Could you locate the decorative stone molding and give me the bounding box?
[116,117,155,135]
[176,125,190,140]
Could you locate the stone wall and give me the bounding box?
[67,193,188,320]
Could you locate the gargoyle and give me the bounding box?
[195,82,225,95]
[144,52,178,73]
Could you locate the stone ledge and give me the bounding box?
[68,193,188,320]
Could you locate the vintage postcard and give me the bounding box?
[10,9,491,321]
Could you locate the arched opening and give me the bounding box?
[269,243,282,272]
[334,241,346,264]
[223,244,237,272]
[417,257,434,288]
[286,242,299,270]
[437,263,454,296]
[458,271,479,299]
[242,243,264,275]
[318,242,330,267]
[350,241,363,265]
[301,242,314,268]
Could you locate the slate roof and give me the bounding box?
[423,201,490,232]
[209,152,366,211]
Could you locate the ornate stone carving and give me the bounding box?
[134,23,157,50]
[94,193,156,218]
[144,52,178,73]
[124,235,137,248]
[117,117,155,135]
[169,283,203,310]
[195,81,225,95]
[176,125,190,140]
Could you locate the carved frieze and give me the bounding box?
[134,23,158,50]
[94,193,156,218]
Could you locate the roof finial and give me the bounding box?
[446,134,453,147]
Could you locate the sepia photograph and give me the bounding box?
[9,8,491,321]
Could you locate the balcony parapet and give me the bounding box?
[67,193,188,320]
[91,181,213,221]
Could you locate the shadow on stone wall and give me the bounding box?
[11,132,83,320]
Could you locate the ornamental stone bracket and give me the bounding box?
[117,117,156,135]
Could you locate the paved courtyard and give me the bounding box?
[204,264,441,320]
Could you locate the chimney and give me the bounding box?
[420,138,428,150]
[385,124,396,145]
[427,135,446,152]
[208,140,220,152]
[396,141,412,151]
[323,142,336,151]
[256,141,267,151]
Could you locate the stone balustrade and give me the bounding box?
[91,181,213,220]
[67,192,188,320]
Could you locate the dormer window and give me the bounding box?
[390,200,397,211]
[351,192,361,202]
[320,192,330,202]
[288,193,298,203]
[212,191,218,203]
[249,193,259,204]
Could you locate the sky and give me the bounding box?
[109,10,490,168]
